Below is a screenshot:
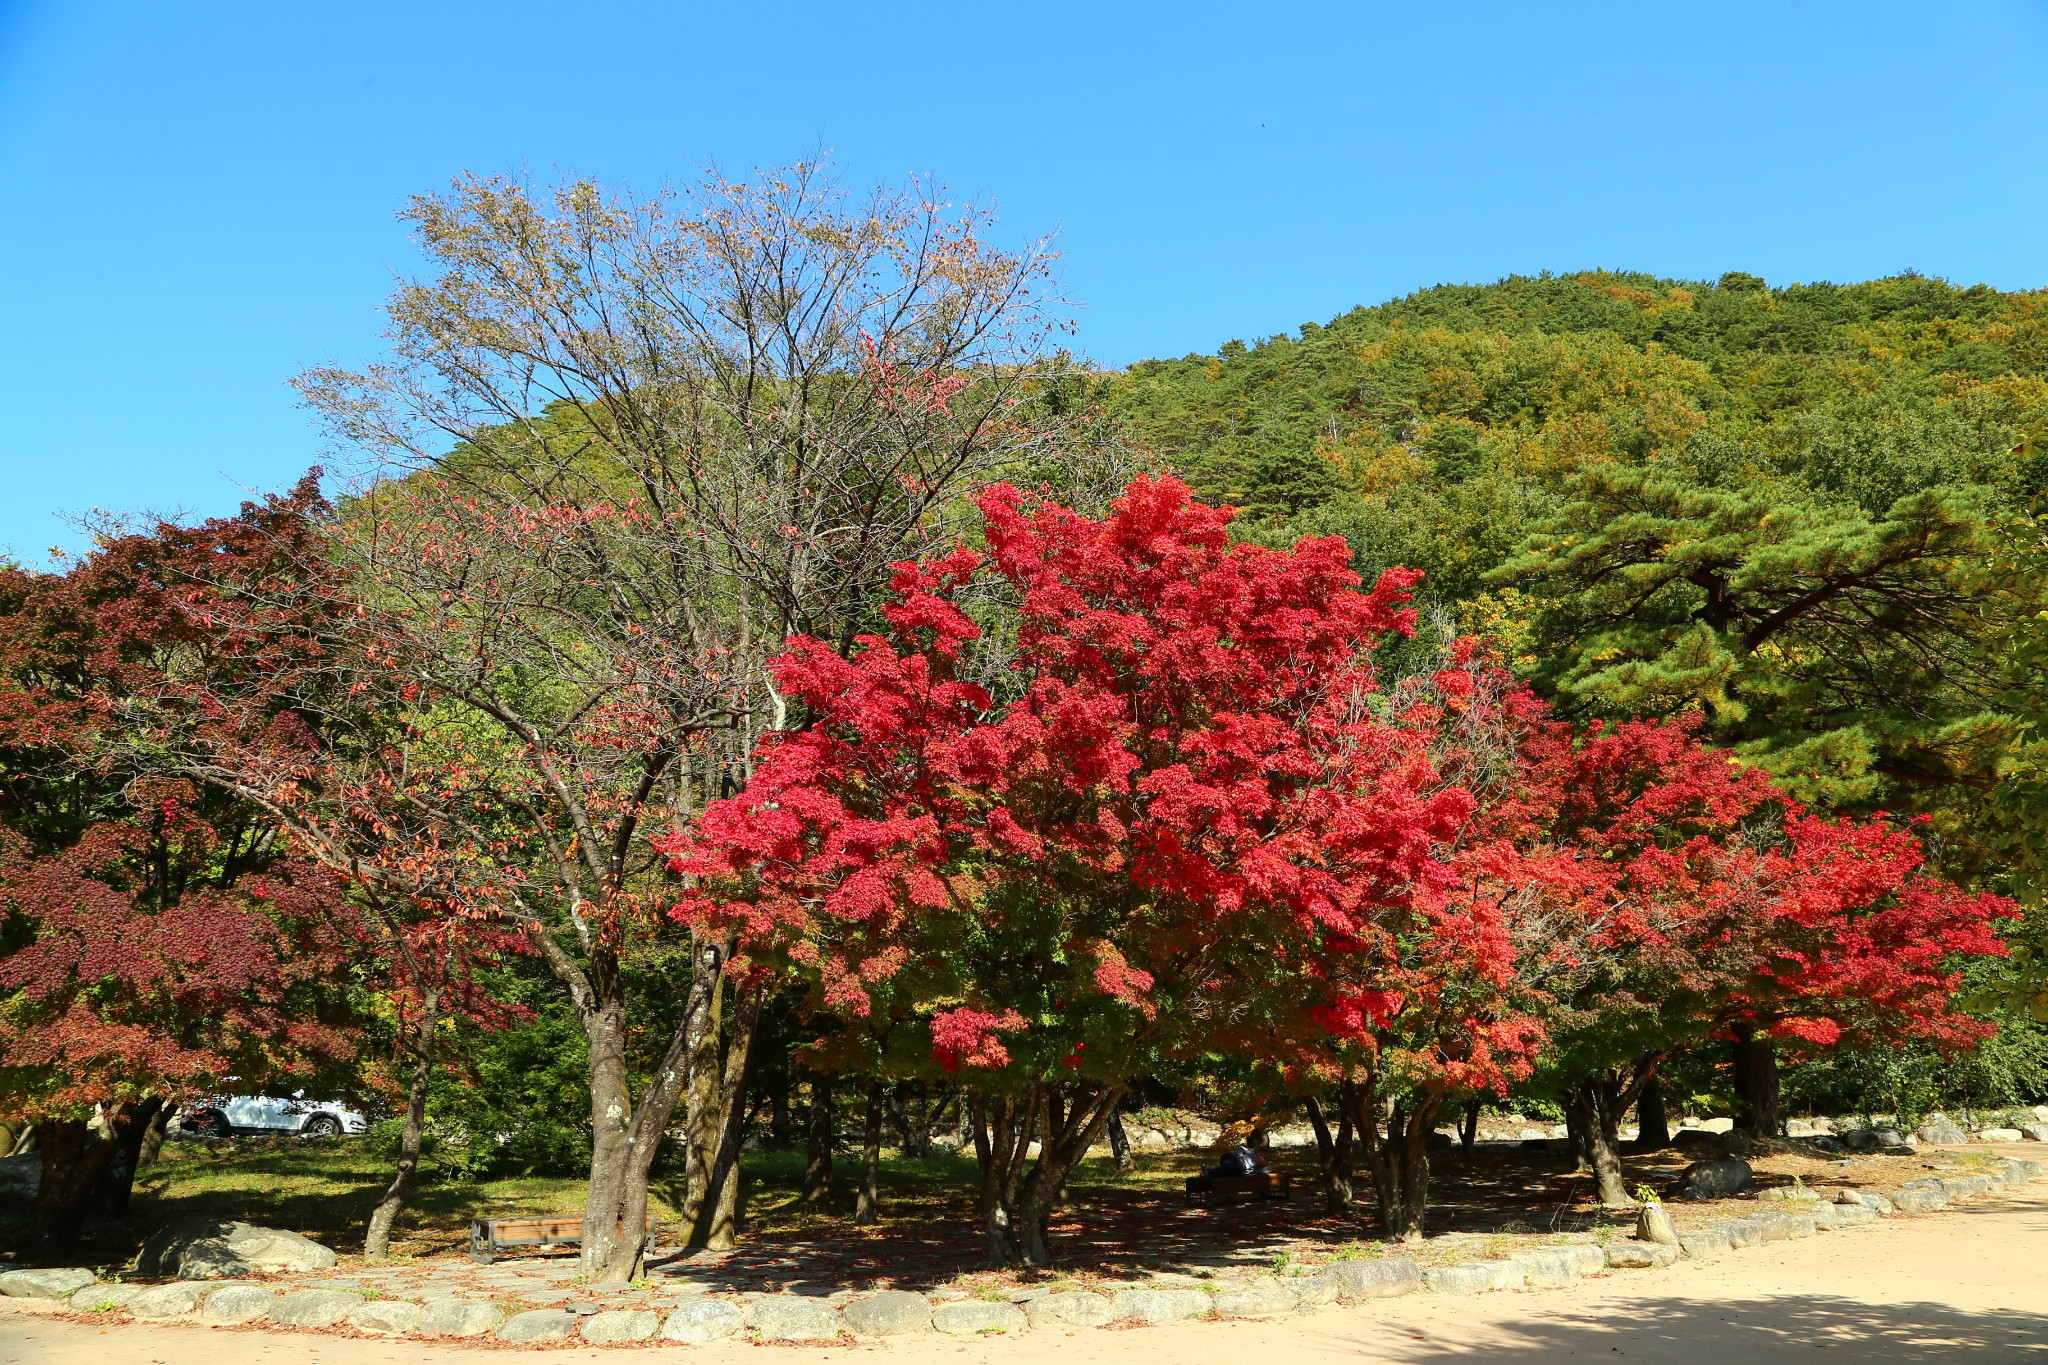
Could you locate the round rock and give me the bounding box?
[842,1290,930,1337]
[201,1285,277,1324]
[581,1309,660,1343]
[347,1300,423,1335]
[497,1308,578,1343]
[0,1268,94,1299]
[70,1283,142,1313]
[932,1300,1028,1335]
[744,1294,843,1342]
[272,1289,366,1328]
[128,1282,212,1319]
[663,1298,745,1342]
[419,1298,505,1336]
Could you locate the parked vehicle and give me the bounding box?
[177,1093,368,1138]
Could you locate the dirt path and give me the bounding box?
[7,1195,2046,1364]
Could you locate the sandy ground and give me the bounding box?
[6,1194,2045,1364]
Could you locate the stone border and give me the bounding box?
[4,1154,2040,1347]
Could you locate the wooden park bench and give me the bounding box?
[1182,1173,1292,1203]
[469,1212,657,1265]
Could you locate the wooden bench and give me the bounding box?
[1183,1173,1292,1203]
[469,1213,657,1265]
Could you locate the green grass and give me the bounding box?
[9,1135,1219,1269]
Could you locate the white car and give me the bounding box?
[180,1093,369,1138]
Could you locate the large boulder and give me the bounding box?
[843,1291,931,1337]
[1672,1158,1753,1200]
[2022,1125,2048,1143]
[1917,1120,1969,1147]
[1891,1183,1949,1214]
[135,1217,336,1279]
[0,1153,40,1202]
[1978,1127,2024,1143]
[0,1267,93,1298]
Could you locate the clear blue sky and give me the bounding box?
[3,1,2047,560]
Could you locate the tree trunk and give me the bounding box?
[1565,1085,1632,1208]
[1636,1077,1670,1150]
[583,938,723,1282]
[1459,1100,1481,1157]
[365,986,440,1262]
[1106,1110,1134,1172]
[1351,1075,1441,1242]
[971,1080,1123,1266]
[693,983,763,1250]
[679,936,729,1234]
[31,1119,121,1259]
[89,1097,165,1220]
[1303,1090,1355,1213]
[134,1103,171,1169]
[854,1081,885,1226]
[1563,1100,1593,1173]
[801,1078,836,1204]
[1732,1026,1782,1137]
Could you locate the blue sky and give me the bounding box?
[3,1,2047,559]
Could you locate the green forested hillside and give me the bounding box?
[1108,270,2048,884]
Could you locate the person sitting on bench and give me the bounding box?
[1206,1143,1270,1179]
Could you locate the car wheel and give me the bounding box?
[301,1114,343,1138]
[190,1111,231,1139]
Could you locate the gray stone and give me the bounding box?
[70,1283,143,1313]
[581,1309,660,1343]
[1111,1287,1211,1322]
[1917,1121,1969,1147]
[1723,1219,1765,1249]
[1855,1189,1896,1214]
[1806,1200,1839,1230]
[128,1282,212,1318]
[661,1298,745,1343]
[1841,1128,1882,1152]
[200,1286,277,1325]
[1026,1292,1116,1328]
[1979,1127,2024,1143]
[1673,1158,1753,1200]
[0,1267,93,1298]
[1788,1215,1817,1238]
[1752,1211,1796,1242]
[1287,1274,1340,1307]
[1511,1245,1603,1285]
[744,1294,844,1342]
[272,1288,366,1328]
[1318,1257,1420,1299]
[135,1217,337,1279]
[1892,1185,1948,1214]
[932,1300,1028,1335]
[1833,1202,1878,1227]
[1604,1241,1678,1269]
[2022,1125,2048,1142]
[1423,1261,1523,1294]
[1679,1227,1733,1258]
[348,1300,423,1336]
[1212,1284,1299,1316]
[843,1291,930,1337]
[1637,1202,1681,1246]
[419,1298,505,1336]
[1756,1184,1821,1202]
[497,1308,577,1343]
